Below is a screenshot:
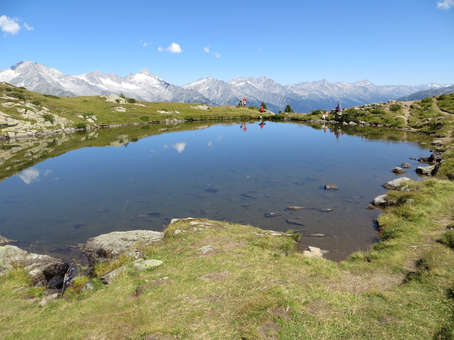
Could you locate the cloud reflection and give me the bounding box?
[173,142,187,153]
[18,168,40,184]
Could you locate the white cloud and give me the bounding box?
[0,15,20,35]
[157,46,164,52]
[18,168,39,184]
[173,142,186,153]
[203,47,210,53]
[437,0,454,9]
[143,42,149,47]
[214,52,221,59]
[166,42,182,53]
[24,22,34,31]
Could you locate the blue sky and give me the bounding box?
[1,0,453,85]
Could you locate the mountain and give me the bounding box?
[398,84,454,101]
[0,61,445,112]
[0,61,209,103]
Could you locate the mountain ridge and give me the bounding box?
[0,61,447,112]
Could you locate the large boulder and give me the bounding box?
[416,165,436,176]
[0,235,12,245]
[83,230,164,265]
[373,194,389,207]
[0,245,67,286]
[383,177,411,190]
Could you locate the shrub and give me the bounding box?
[31,100,41,106]
[390,104,401,112]
[440,231,454,249]
[43,114,55,124]
[119,93,126,98]
[284,104,294,113]
[421,97,433,104]
[76,122,87,130]
[43,94,60,99]
[127,98,136,104]
[10,92,26,100]
[140,116,149,121]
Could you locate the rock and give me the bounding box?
[83,230,164,265]
[286,218,304,227]
[416,165,436,176]
[113,106,126,113]
[264,212,282,218]
[418,154,436,164]
[383,177,411,190]
[199,245,214,255]
[133,259,163,271]
[318,208,334,213]
[286,205,304,211]
[83,281,94,291]
[324,184,338,190]
[100,266,127,284]
[431,139,444,146]
[39,293,59,307]
[47,275,64,289]
[348,121,357,126]
[373,194,388,207]
[306,233,327,238]
[401,163,411,169]
[62,263,79,294]
[0,235,12,245]
[392,167,406,174]
[0,245,67,286]
[303,246,327,258]
[367,204,375,210]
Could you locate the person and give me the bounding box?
[259,105,264,112]
[242,97,247,106]
[259,121,265,128]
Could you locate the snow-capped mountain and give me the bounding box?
[0,61,446,112]
[398,84,454,101]
[0,61,209,103]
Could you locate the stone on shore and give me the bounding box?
[401,162,411,169]
[303,246,327,258]
[287,205,305,211]
[0,235,12,245]
[83,230,164,265]
[392,167,406,174]
[324,184,339,191]
[373,194,389,207]
[416,165,436,176]
[383,177,411,190]
[0,245,67,286]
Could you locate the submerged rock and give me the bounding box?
[416,165,436,176]
[286,205,304,211]
[324,184,339,191]
[83,230,164,265]
[286,218,304,227]
[264,212,282,218]
[383,177,411,190]
[392,167,406,175]
[401,162,411,169]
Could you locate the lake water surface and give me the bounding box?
[0,122,431,260]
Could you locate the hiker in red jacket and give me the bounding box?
[259,105,264,112]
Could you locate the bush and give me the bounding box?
[119,93,126,99]
[421,97,433,104]
[440,231,454,249]
[76,122,87,130]
[390,104,401,112]
[140,116,149,121]
[31,100,41,106]
[127,98,136,104]
[10,92,26,100]
[43,94,60,99]
[43,114,55,124]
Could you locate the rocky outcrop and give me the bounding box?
[303,246,328,258]
[373,194,389,207]
[83,230,164,265]
[0,235,12,245]
[0,245,68,286]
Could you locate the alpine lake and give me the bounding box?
[0,121,433,261]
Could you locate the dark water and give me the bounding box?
[0,122,431,260]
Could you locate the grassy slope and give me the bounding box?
[1,90,454,339]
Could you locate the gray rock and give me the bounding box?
[133,259,163,270]
[286,218,304,227]
[303,246,328,258]
[264,212,282,218]
[383,177,411,190]
[416,165,436,176]
[0,235,12,245]
[199,245,214,255]
[373,194,388,207]
[306,233,327,238]
[0,245,67,285]
[392,167,406,174]
[100,265,127,284]
[401,163,411,169]
[39,292,59,307]
[83,282,94,291]
[324,184,338,190]
[286,205,304,211]
[83,230,164,265]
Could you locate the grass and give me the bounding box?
[1,84,454,338]
[1,179,454,339]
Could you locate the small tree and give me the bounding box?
[260,102,267,110]
[284,104,294,113]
